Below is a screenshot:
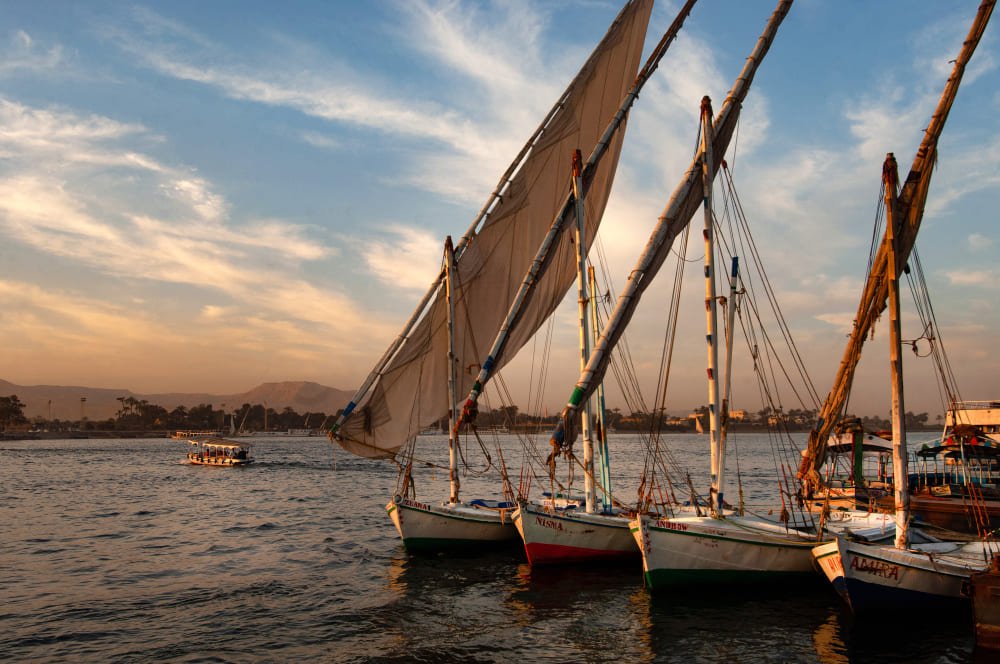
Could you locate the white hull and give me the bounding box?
[512,501,637,565]
[630,514,820,589]
[385,496,518,551]
[812,533,994,612]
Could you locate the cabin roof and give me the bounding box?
[188,438,250,450]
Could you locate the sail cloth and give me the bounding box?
[337,0,653,459]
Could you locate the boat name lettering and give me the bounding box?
[403,499,431,511]
[849,556,899,580]
[535,516,564,532]
[654,520,688,531]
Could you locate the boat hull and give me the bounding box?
[512,502,637,565]
[630,514,819,590]
[813,534,986,613]
[186,454,252,467]
[386,496,518,552]
[971,560,1000,650]
[907,492,1000,534]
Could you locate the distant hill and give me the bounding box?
[0,379,355,421]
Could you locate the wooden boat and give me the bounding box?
[814,533,994,613]
[512,499,637,565]
[517,0,793,569]
[172,429,223,439]
[970,553,1000,650]
[186,438,253,466]
[807,0,999,614]
[329,0,661,552]
[802,412,1000,534]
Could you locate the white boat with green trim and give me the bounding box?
[386,497,518,551]
[630,514,818,586]
[631,509,896,589]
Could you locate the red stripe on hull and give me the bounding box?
[523,541,639,566]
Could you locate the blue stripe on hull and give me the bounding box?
[844,577,970,614]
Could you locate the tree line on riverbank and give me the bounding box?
[1,394,333,434]
[2,393,938,434]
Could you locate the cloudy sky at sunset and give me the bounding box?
[0,0,997,418]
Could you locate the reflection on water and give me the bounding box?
[0,436,981,662]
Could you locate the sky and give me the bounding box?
[0,0,997,420]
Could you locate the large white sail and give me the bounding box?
[337,0,654,458]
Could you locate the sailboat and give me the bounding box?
[327,0,655,551]
[515,0,852,582]
[511,0,799,567]
[510,147,639,565]
[809,0,999,613]
[512,0,903,587]
[500,0,694,565]
[629,78,837,589]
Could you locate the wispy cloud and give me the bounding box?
[943,268,998,287]
[0,97,392,386]
[361,224,443,292]
[0,30,63,76]
[968,232,994,252]
[298,131,340,151]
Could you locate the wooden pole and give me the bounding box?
[571,151,597,513]
[884,154,910,549]
[699,96,722,513]
[445,237,461,504]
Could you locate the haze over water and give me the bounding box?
[0,434,985,662]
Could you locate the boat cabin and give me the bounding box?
[186,438,253,466]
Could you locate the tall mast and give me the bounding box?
[571,150,597,513]
[884,154,910,549]
[699,96,722,512]
[798,0,995,489]
[445,237,461,504]
[549,0,793,456]
[589,265,612,513]
[718,256,740,513]
[454,0,698,430]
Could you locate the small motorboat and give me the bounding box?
[186,438,254,466]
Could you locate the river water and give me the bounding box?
[0,434,989,662]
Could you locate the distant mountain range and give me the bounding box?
[0,379,356,421]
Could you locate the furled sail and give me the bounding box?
[797,0,995,490]
[336,0,653,458]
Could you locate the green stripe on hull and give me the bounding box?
[395,504,506,526]
[644,567,815,589]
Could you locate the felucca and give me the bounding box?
[327,0,654,551]
[809,0,1000,612]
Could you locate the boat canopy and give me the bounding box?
[189,439,250,450]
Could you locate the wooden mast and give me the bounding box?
[699,95,723,514]
[798,0,996,491]
[571,150,597,513]
[718,256,740,513]
[453,0,698,431]
[445,236,461,504]
[548,0,793,453]
[883,154,910,549]
[329,0,666,442]
[589,265,612,513]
